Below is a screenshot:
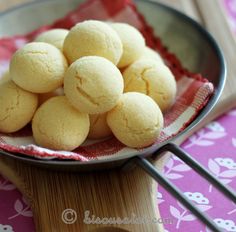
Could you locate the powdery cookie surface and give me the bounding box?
[0,81,38,133]
[63,20,123,65]
[111,23,145,68]
[88,113,112,139]
[123,58,176,112]
[64,56,124,114]
[107,92,163,148]
[10,42,68,93]
[35,29,69,51]
[32,96,89,151]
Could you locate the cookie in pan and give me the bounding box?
[110,22,146,68]
[107,92,163,148]
[123,58,176,112]
[32,96,89,151]
[10,42,68,93]
[64,56,124,114]
[35,29,69,51]
[63,20,123,65]
[0,81,38,133]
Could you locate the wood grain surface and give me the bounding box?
[0,0,236,232]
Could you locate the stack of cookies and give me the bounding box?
[0,20,176,150]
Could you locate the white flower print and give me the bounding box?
[214,218,236,231]
[8,197,33,220]
[163,156,191,180]
[0,224,14,232]
[184,192,209,204]
[169,192,212,229]
[157,192,164,204]
[215,158,236,170]
[0,178,15,191]
[184,122,226,148]
[208,159,236,192]
[206,121,225,132]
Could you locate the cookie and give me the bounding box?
[63,20,123,65]
[111,23,145,68]
[0,81,38,133]
[123,58,176,112]
[35,29,69,51]
[64,56,124,114]
[32,96,89,151]
[10,42,68,93]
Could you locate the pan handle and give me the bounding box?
[130,143,236,232]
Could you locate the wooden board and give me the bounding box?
[1,0,236,231]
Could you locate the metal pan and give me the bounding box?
[0,1,233,231]
[0,0,225,171]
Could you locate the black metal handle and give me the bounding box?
[132,143,236,232]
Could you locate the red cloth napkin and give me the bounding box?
[0,0,214,161]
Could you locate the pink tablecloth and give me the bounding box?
[0,0,236,231]
[160,109,236,232]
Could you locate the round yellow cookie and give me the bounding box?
[107,92,163,148]
[10,42,68,93]
[64,56,124,114]
[0,81,38,133]
[111,23,145,68]
[88,113,112,139]
[35,29,69,51]
[63,20,123,65]
[32,96,89,151]
[123,58,176,112]
[141,47,163,63]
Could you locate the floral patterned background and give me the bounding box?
[159,109,236,232]
[0,0,236,232]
